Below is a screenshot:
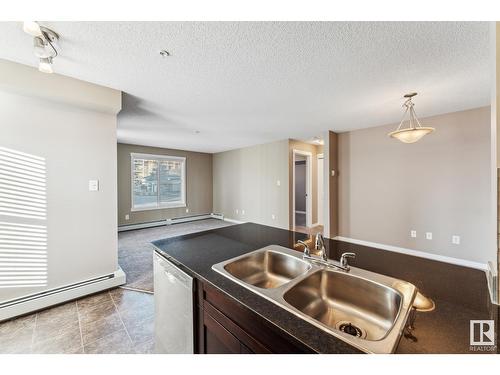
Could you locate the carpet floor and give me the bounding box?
[118,219,234,292]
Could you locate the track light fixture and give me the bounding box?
[23,21,59,74]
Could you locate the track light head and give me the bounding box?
[38,57,53,74]
[23,21,42,37]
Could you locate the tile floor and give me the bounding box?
[0,287,154,354]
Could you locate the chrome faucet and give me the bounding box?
[298,234,356,272]
[340,252,356,271]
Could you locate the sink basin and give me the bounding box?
[283,269,401,341]
[212,245,417,353]
[223,249,311,289]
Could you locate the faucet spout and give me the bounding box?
[314,233,327,261]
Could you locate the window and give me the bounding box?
[131,153,186,211]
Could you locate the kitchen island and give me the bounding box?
[152,222,497,354]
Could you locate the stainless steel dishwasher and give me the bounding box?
[154,252,194,353]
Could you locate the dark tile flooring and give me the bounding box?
[0,288,154,354]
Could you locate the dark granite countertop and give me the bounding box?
[152,222,498,354]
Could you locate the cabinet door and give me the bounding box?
[203,310,246,354]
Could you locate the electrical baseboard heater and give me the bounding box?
[117,213,224,232]
[0,268,126,322]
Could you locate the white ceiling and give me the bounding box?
[0,22,491,153]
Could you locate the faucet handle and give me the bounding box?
[297,240,311,257]
[340,252,356,269]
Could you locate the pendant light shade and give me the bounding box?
[388,93,434,143]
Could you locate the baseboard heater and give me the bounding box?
[118,213,224,232]
[0,269,126,322]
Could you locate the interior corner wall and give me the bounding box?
[117,143,213,226]
[213,139,289,229]
[0,61,120,303]
[338,106,492,265]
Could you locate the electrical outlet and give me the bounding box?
[241,209,245,215]
[125,214,129,221]
[277,180,281,186]
[271,214,276,220]
[235,209,239,215]
[452,235,460,245]
[425,232,433,240]
[185,208,189,213]
[410,230,417,238]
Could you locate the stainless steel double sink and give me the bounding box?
[212,245,417,353]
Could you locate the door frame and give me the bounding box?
[316,153,324,226]
[292,149,312,229]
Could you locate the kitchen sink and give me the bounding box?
[283,269,401,341]
[212,245,417,353]
[222,249,311,289]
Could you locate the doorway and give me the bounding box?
[292,150,312,231]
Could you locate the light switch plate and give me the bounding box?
[410,230,417,238]
[125,214,129,221]
[88,179,99,191]
[277,180,281,186]
[425,232,432,240]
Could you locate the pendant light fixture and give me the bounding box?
[388,93,435,143]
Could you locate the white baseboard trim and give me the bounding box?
[222,217,247,224]
[334,236,488,271]
[0,269,126,322]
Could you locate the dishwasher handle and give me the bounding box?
[155,253,193,288]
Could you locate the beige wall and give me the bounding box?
[0,60,121,302]
[213,140,289,229]
[117,143,213,226]
[288,140,323,229]
[338,106,492,265]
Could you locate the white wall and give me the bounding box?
[213,139,289,229]
[0,60,121,303]
[338,107,492,265]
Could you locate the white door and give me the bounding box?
[317,155,324,226]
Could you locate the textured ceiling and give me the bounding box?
[0,22,491,153]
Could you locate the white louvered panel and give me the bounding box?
[0,146,47,288]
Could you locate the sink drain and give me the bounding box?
[336,321,367,339]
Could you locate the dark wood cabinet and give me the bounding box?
[194,279,313,354]
[202,308,253,353]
